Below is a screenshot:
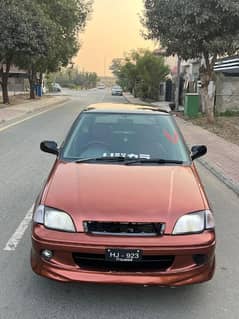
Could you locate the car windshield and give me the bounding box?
[62,112,190,163]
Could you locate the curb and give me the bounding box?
[124,92,239,196]
[198,158,239,196]
[123,93,148,105]
[0,96,70,128]
[26,96,70,113]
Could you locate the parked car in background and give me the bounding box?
[42,85,48,94]
[31,103,215,286]
[50,82,62,92]
[111,85,123,96]
[97,83,106,89]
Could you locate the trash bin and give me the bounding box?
[184,93,199,117]
[36,85,43,97]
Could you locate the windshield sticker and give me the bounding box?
[163,130,179,144]
[102,153,151,159]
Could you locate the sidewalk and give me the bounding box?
[123,93,171,112]
[124,92,239,195]
[0,95,69,124]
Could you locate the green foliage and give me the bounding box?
[110,58,124,78]
[119,61,138,94]
[111,49,169,100]
[0,0,51,63]
[142,0,239,61]
[0,0,92,102]
[34,0,92,73]
[54,68,99,89]
[0,0,53,102]
[136,51,169,100]
[142,0,239,121]
[218,110,239,117]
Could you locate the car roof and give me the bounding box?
[83,103,170,115]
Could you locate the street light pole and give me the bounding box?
[175,56,181,111]
[104,56,106,78]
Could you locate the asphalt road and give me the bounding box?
[0,89,238,319]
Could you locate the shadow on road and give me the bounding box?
[27,274,209,318]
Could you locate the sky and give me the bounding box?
[74,0,157,76]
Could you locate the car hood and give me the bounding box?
[43,162,207,233]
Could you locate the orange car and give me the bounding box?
[31,103,215,286]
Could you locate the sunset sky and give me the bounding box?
[74,0,157,76]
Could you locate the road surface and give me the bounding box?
[0,88,238,319]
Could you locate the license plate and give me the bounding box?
[105,248,142,262]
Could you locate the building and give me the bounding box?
[179,56,239,112]
[8,66,28,92]
[0,66,28,93]
[214,56,239,112]
[180,59,200,92]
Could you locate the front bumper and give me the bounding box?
[31,225,215,286]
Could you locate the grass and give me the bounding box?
[217,110,239,117]
[189,113,239,146]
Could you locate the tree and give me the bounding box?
[0,0,51,103]
[110,58,124,78]
[142,0,239,122]
[37,0,91,70]
[20,0,92,99]
[110,49,169,100]
[0,0,92,102]
[54,68,99,89]
[136,51,169,100]
[120,61,138,94]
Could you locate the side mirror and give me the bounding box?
[191,145,207,161]
[40,141,59,156]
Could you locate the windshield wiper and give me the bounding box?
[74,157,183,165]
[75,156,127,163]
[124,158,183,165]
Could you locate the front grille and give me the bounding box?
[84,221,165,236]
[73,253,174,272]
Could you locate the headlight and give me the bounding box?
[173,210,215,235]
[33,205,76,232]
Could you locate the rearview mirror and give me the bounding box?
[191,145,207,161]
[40,141,58,155]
